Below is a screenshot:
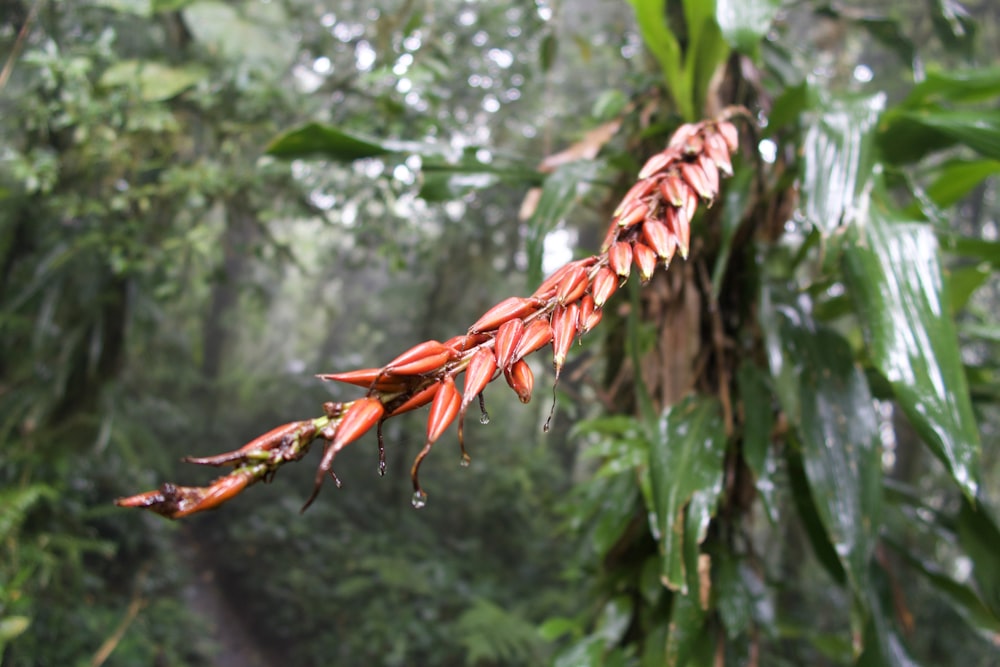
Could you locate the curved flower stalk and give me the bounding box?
[115,110,745,519]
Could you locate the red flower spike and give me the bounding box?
[494,318,525,370]
[386,382,440,417]
[505,359,535,404]
[680,162,714,201]
[697,153,720,195]
[659,172,688,208]
[716,120,739,153]
[642,219,677,264]
[317,368,408,393]
[591,266,619,308]
[600,220,619,252]
[704,132,734,177]
[425,375,461,444]
[576,294,600,335]
[305,397,385,510]
[458,348,497,465]
[512,318,554,363]
[174,471,254,518]
[638,151,671,179]
[556,264,589,305]
[184,420,315,467]
[443,333,490,354]
[614,178,658,216]
[633,242,657,283]
[469,297,541,334]
[617,200,648,229]
[581,302,603,334]
[462,348,497,410]
[385,340,453,376]
[533,258,596,298]
[668,122,700,150]
[551,302,579,378]
[411,375,461,504]
[609,241,633,279]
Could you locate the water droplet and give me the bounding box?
[479,411,490,425]
[378,458,386,476]
[411,490,428,509]
[460,452,472,467]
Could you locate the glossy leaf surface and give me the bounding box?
[801,93,885,234]
[648,395,727,592]
[843,213,981,498]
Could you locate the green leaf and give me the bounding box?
[99,60,208,101]
[786,446,847,586]
[265,123,398,161]
[801,93,885,234]
[842,211,981,499]
[914,159,1000,213]
[736,362,777,523]
[540,32,558,72]
[627,0,687,119]
[716,0,781,54]
[891,540,1000,636]
[956,498,1000,618]
[903,67,1000,107]
[949,263,993,312]
[648,395,727,592]
[760,285,881,596]
[664,590,710,667]
[881,109,1000,163]
[525,160,604,286]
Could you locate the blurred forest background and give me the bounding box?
[1,0,998,665]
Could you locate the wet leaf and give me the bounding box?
[842,211,981,499]
[956,498,1000,618]
[802,93,885,234]
[648,395,727,592]
[664,590,710,667]
[762,283,881,597]
[736,362,778,523]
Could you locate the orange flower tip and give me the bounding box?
[115,489,165,509]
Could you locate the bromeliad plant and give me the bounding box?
[115,110,744,519]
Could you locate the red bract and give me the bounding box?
[385,340,452,376]
[494,318,525,370]
[505,359,534,404]
[304,397,385,510]
[411,375,461,506]
[556,264,589,305]
[633,242,657,284]
[317,368,408,393]
[592,266,618,308]
[609,241,633,279]
[469,297,541,333]
[512,319,554,363]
